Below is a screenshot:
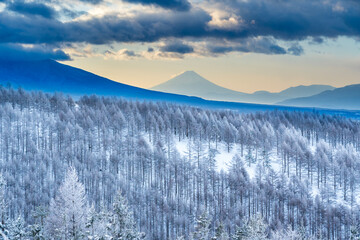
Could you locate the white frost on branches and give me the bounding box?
[46,167,88,239]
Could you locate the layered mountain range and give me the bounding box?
[0,59,359,110]
[151,71,335,105]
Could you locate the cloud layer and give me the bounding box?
[208,0,360,40]
[0,0,359,60]
[123,0,191,11]
[6,1,56,19]
[160,41,194,54]
[0,44,70,61]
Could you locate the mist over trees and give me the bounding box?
[0,87,360,239]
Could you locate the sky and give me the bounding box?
[0,0,360,93]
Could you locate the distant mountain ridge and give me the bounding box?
[151,71,335,104]
[278,84,360,110]
[0,59,305,113]
[0,60,358,113]
[0,59,148,97]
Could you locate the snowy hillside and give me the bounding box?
[174,138,360,207]
[0,87,360,239]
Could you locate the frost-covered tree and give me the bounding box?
[8,216,28,240]
[271,226,301,240]
[0,174,8,240]
[109,191,144,240]
[243,215,268,240]
[212,223,229,240]
[192,212,211,240]
[232,225,247,240]
[86,206,111,240]
[350,224,360,240]
[28,206,47,240]
[46,167,88,239]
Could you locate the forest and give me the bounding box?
[0,87,360,239]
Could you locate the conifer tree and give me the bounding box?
[212,222,229,240]
[109,191,144,240]
[0,174,8,240]
[46,167,88,239]
[8,216,28,240]
[243,216,268,240]
[232,225,247,240]
[193,212,211,240]
[28,206,47,240]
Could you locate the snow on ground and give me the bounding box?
[214,143,237,172]
[173,137,283,179]
[175,139,188,158]
[141,133,360,208]
[311,185,320,198]
[173,137,241,172]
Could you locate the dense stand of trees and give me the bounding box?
[0,87,360,239]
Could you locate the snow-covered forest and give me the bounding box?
[0,87,360,239]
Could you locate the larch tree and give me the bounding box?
[243,215,268,240]
[8,216,28,240]
[212,222,229,240]
[109,191,144,240]
[271,226,302,240]
[0,174,8,240]
[192,212,211,240]
[46,167,88,239]
[232,225,247,240]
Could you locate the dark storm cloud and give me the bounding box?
[2,1,360,44]
[160,41,194,54]
[0,44,71,61]
[6,1,56,19]
[123,0,191,11]
[0,9,210,44]
[208,0,360,41]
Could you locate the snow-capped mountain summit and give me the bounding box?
[151,71,249,101]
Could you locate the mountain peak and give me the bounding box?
[179,70,202,77]
[172,70,207,82]
[182,70,196,74]
[151,72,338,105]
[151,70,250,100]
[153,70,216,88]
[152,71,215,90]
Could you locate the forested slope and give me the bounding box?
[0,87,360,239]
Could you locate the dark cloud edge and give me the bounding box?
[0,44,71,61]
